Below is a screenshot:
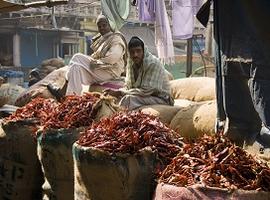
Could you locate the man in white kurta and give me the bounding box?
[65,14,127,95]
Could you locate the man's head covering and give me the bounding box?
[96,14,110,24]
[128,36,144,50]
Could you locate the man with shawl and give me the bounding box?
[105,36,173,110]
[48,14,127,97]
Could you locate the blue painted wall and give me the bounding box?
[20,30,58,67]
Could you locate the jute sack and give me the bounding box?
[73,144,155,200]
[15,66,68,107]
[39,57,65,79]
[41,58,65,69]
[37,128,83,200]
[0,83,26,105]
[170,101,216,139]
[39,66,58,79]
[93,95,119,121]
[153,183,269,200]
[37,97,117,200]
[0,120,43,200]
[169,77,215,101]
[138,105,182,125]
[138,100,195,125]
[174,99,195,107]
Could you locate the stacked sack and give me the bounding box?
[36,93,117,200]
[0,83,25,107]
[0,92,118,200]
[0,98,58,199]
[138,77,217,139]
[15,58,65,107]
[169,77,215,102]
[73,111,183,200]
[39,58,65,79]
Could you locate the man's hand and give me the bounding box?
[103,88,123,98]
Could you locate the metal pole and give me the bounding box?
[186,37,193,77]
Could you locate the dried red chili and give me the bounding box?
[5,97,58,125]
[159,135,270,191]
[43,93,100,129]
[77,111,183,166]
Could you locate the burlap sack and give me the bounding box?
[153,183,269,200]
[138,105,182,125]
[170,101,216,139]
[0,120,43,200]
[15,66,68,107]
[170,77,215,101]
[0,83,25,105]
[174,99,195,107]
[37,97,117,200]
[41,58,65,69]
[39,58,65,79]
[37,128,83,200]
[39,66,58,79]
[137,100,195,125]
[93,95,119,121]
[73,144,155,200]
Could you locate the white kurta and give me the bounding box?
[66,32,127,95]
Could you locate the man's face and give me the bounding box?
[97,19,111,35]
[129,46,144,65]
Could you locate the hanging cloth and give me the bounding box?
[101,0,130,30]
[155,0,175,64]
[138,0,156,22]
[172,0,203,39]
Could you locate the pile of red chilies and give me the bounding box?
[77,111,183,165]
[159,135,270,191]
[5,93,100,130]
[5,97,58,125]
[43,93,100,129]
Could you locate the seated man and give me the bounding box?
[48,14,127,98]
[104,36,174,110]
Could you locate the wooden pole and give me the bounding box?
[186,38,193,77]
